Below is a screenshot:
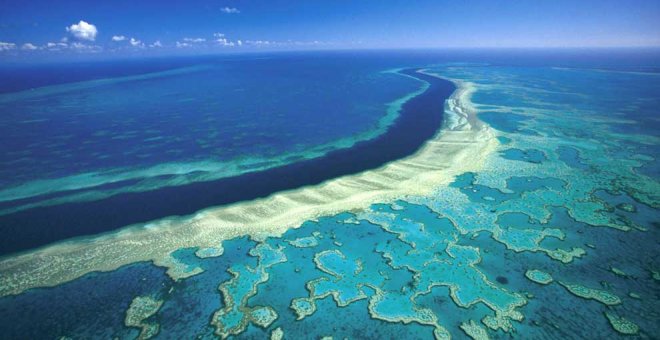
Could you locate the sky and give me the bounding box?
[0,0,659,61]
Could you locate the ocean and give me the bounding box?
[0,49,658,339]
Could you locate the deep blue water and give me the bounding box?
[0,49,659,339]
[0,68,454,255]
[0,54,420,187]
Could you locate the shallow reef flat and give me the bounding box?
[0,68,444,255]
[124,295,164,340]
[0,63,421,217]
[0,69,496,297]
[0,62,658,339]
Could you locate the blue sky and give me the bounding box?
[1,0,659,60]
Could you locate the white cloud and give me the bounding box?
[112,35,126,42]
[21,43,38,50]
[213,33,240,47]
[176,41,191,48]
[183,37,206,43]
[216,37,235,46]
[45,42,68,50]
[242,39,332,48]
[0,42,17,51]
[246,40,272,46]
[66,20,98,41]
[150,40,162,47]
[70,42,88,49]
[129,38,144,47]
[220,7,240,14]
[70,42,102,52]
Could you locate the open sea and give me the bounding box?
[0,49,658,339]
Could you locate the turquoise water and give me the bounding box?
[0,51,659,339]
[0,54,419,212]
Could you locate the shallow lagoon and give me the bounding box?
[0,54,421,214]
[0,51,659,339]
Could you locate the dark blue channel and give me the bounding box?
[0,68,454,256]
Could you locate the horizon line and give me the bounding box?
[2,45,660,65]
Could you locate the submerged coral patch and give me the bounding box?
[524,269,553,285]
[124,296,164,340]
[604,312,639,335]
[558,282,622,306]
[1,61,659,339]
